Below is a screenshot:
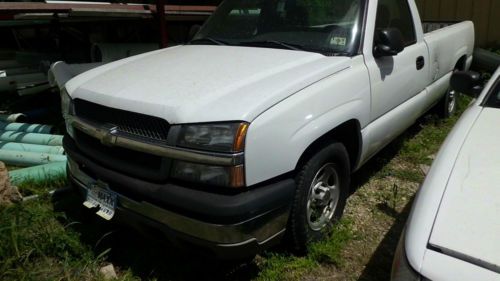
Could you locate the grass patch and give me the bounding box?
[377,165,423,183]
[16,175,67,197]
[373,95,472,184]
[488,47,500,56]
[0,199,99,281]
[398,117,457,165]
[256,220,354,281]
[0,187,137,281]
[256,254,317,281]
[308,219,354,266]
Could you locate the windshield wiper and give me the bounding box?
[327,51,351,57]
[190,37,228,46]
[240,40,303,51]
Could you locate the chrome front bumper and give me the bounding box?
[67,158,289,248]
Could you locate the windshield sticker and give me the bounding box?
[331,37,347,46]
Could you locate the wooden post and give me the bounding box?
[156,0,167,48]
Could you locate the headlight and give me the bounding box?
[392,230,428,281]
[170,122,248,188]
[60,89,75,138]
[170,161,245,188]
[177,122,249,153]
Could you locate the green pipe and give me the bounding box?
[0,113,27,123]
[0,121,53,134]
[0,131,63,146]
[0,150,66,167]
[9,162,67,186]
[0,141,64,154]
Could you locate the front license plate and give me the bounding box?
[83,182,117,220]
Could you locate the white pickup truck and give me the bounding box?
[62,0,474,258]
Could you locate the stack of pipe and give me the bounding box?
[0,118,67,185]
[0,53,50,96]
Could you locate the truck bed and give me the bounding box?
[423,21,475,82]
[422,21,459,34]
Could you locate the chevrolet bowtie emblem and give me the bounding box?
[100,127,118,147]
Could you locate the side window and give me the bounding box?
[375,0,416,46]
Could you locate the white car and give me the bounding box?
[392,67,500,280]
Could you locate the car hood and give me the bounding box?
[66,45,351,124]
[429,107,500,273]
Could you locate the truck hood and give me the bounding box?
[66,45,351,124]
[429,108,500,273]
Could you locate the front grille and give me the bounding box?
[74,130,170,182]
[74,99,170,142]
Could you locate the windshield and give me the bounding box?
[483,78,500,109]
[193,0,365,56]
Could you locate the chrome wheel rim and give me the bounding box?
[448,89,456,114]
[307,163,340,231]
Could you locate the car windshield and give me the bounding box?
[484,78,500,108]
[193,0,365,56]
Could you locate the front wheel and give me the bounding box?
[287,142,350,253]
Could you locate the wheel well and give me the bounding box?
[455,55,468,71]
[295,119,361,173]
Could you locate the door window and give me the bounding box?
[375,0,416,46]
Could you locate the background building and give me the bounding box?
[415,0,500,48]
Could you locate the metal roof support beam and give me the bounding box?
[156,0,168,48]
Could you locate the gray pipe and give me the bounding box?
[472,48,500,72]
[0,131,63,146]
[49,61,105,89]
[0,141,64,154]
[0,72,47,92]
[0,121,53,134]
[91,43,158,63]
[0,113,27,123]
[17,83,52,96]
[0,150,66,167]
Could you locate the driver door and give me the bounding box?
[365,0,428,121]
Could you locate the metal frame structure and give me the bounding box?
[0,2,217,48]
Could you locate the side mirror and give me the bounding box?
[450,71,483,97]
[373,28,405,58]
[188,24,201,41]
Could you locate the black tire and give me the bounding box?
[437,67,463,119]
[287,142,350,254]
[436,87,459,118]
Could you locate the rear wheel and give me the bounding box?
[287,142,350,253]
[437,87,458,118]
[437,67,463,118]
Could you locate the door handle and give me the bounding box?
[416,56,425,70]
